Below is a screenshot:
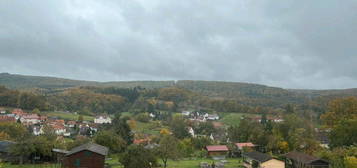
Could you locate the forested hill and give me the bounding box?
[0,73,175,89]
[1,73,357,107]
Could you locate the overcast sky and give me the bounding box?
[0,0,356,89]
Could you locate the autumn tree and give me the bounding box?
[169,115,190,139]
[94,130,126,153]
[157,135,181,168]
[119,145,157,168]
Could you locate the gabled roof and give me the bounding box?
[284,151,328,164]
[236,142,255,148]
[206,145,229,152]
[66,142,108,156]
[243,151,272,163]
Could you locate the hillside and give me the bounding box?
[1,73,357,108]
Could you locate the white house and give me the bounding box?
[188,127,195,137]
[0,108,6,114]
[33,126,43,136]
[53,125,66,135]
[20,114,40,124]
[94,115,112,124]
[206,114,219,120]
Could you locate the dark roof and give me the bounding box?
[243,151,272,163]
[284,151,328,164]
[66,142,108,156]
[0,141,15,153]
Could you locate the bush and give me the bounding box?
[135,113,150,123]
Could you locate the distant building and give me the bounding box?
[62,143,109,168]
[52,124,66,135]
[94,115,111,124]
[0,108,6,114]
[66,121,77,128]
[12,109,26,120]
[0,116,16,123]
[236,142,256,150]
[243,151,284,168]
[188,127,195,137]
[284,151,329,168]
[205,145,229,160]
[33,125,43,136]
[20,114,40,124]
[205,114,219,120]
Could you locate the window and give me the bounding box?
[85,151,92,156]
[74,159,81,167]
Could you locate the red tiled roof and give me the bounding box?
[67,121,76,125]
[0,116,16,122]
[21,114,40,119]
[12,109,26,116]
[206,145,229,152]
[236,142,255,148]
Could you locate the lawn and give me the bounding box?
[44,111,94,121]
[105,157,243,168]
[220,112,260,127]
[133,121,167,135]
[1,163,59,168]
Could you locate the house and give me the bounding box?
[205,145,229,159]
[52,124,66,135]
[20,114,40,124]
[94,115,111,124]
[236,142,256,151]
[188,127,195,137]
[242,151,284,168]
[62,142,109,168]
[284,151,329,168]
[33,125,43,136]
[66,121,77,128]
[205,114,219,120]
[0,108,6,114]
[0,116,16,123]
[12,109,26,120]
[0,140,17,162]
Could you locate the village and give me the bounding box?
[0,107,331,168]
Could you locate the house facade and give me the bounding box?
[94,116,111,124]
[62,143,108,168]
[206,145,229,159]
[20,114,40,124]
[243,151,284,168]
[284,151,329,168]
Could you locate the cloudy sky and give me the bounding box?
[0,0,356,89]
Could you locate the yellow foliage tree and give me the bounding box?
[160,128,171,135]
[345,156,357,168]
[0,131,10,141]
[277,141,289,153]
[128,119,137,130]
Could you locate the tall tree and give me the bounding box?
[119,145,157,168]
[112,114,133,144]
[169,115,190,139]
[157,135,181,168]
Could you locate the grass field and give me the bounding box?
[44,111,94,121]
[105,157,243,168]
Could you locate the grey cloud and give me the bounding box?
[0,0,356,89]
